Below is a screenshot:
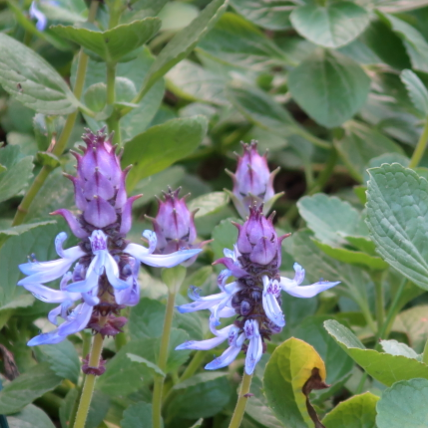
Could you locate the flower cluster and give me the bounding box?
[18,129,200,347]
[226,141,282,218]
[176,206,339,375]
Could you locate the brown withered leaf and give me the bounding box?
[0,344,19,381]
[302,367,330,428]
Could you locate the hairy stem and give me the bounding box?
[228,373,253,428]
[409,120,428,168]
[73,334,104,428]
[11,0,99,228]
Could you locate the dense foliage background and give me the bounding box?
[1,0,428,427]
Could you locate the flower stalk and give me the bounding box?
[228,373,253,428]
[153,266,187,428]
[73,333,104,428]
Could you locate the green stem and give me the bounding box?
[285,147,336,223]
[105,62,122,146]
[73,334,104,428]
[422,338,428,365]
[152,289,177,428]
[355,279,408,394]
[228,373,253,428]
[409,120,428,168]
[108,0,122,28]
[295,128,332,150]
[378,279,408,340]
[69,332,92,428]
[162,350,205,407]
[374,279,384,334]
[308,148,338,195]
[11,0,99,228]
[179,350,205,383]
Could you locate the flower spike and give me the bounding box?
[176,209,339,374]
[18,129,201,346]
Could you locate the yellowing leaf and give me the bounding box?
[264,337,327,428]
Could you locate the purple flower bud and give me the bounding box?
[58,128,139,235]
[227,141,280,218]
[236,205,282,267]
[150,188,198,255]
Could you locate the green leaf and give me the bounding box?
[6,404,56,428]
[0,145,33,203]
[0,362,62,414]
[120,0,169,23]
[197,12,288,70]
[366,163,428,290]
[211,217,239,263]
[336,121,405,182]
[382,13,428,73]
[323,392,379,428]
[297,194,364,247]
[230,0,292,30]
[245,375,284,428]
[139,0,227,98]
[166,60,228,106]
[158,2,199,31]
[288,49,370,128]
[0,222,67,311]
[128,297,166,340]
[122,116,208,191]
[97,330,191,397]
[188,192,229,218]
[264,337,327,428]
[290,2,370,49]
[313,241,388,270]
[400,69,428,117]
[380,339,420,360]
[167,373,232,420]
[360,20,410,70]
[0,221,55,240]
[127,354,166,377]
[392,305,428,353]
[34,340,80,384]
[324,320,428,386]
[131,166,185,207]
[52,19,161,63]
[375,0,428,13]
[292,230,375,317]
[25,167,74,222]
[377,379,428,428]
[0,33,79,114]
[121,402,152,428]
[227,81,297,134]
[294,316,354,384]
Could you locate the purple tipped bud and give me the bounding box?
[237,206,280,268]
[151,188,197,255]
[66,129,131,232]
[228,141,278,218]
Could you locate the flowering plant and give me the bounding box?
[0,1,427,428]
